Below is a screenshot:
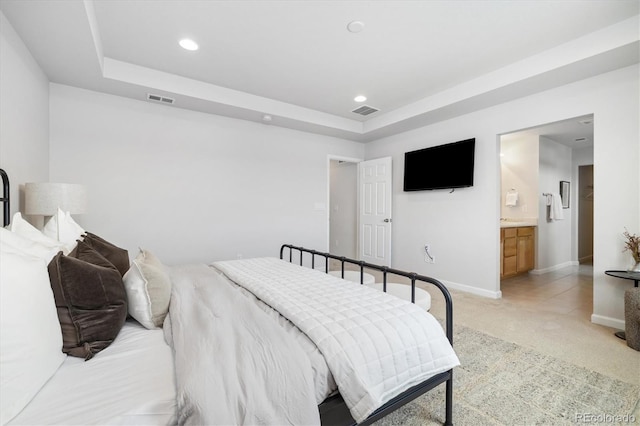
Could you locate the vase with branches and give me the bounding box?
[623,228,640,272]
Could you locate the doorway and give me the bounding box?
[328,156,394,266]
[329,159,358,258]
[578,165,594,264]
[499,114,594,284]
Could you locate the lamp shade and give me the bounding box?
[24,183,87,215]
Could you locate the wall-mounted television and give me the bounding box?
[403,138,475,191]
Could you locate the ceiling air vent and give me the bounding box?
[147,93,175,105]
[352,105,379,116]
[575,137,588,143]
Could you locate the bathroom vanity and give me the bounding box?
[500,221,536,279]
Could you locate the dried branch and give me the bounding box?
[623,228,640,263]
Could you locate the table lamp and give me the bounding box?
[24,182,87,220]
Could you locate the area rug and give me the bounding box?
[375,325,640,425]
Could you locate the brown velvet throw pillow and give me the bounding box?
[82,232,130,276]
[48,243,128,360]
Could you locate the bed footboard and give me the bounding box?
[279,244,454,426]
[0,168,9,227]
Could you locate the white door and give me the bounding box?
[358,157,392,266]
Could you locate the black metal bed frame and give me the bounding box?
[279,244,454,426]
[0,168,9,227]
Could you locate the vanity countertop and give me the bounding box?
[500,219,537,228]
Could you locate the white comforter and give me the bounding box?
[165,264,321,425]
[212,257,460,423]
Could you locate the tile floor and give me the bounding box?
[500,263,594,321]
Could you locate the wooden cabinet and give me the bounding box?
[501,228,517,277]
[516,227,535,273]
[501,226,535,279]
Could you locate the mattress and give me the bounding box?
[9,321,176,425]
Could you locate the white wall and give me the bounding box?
[0,11,49,220]
[365,65,639,328]
[592,65,640,328]
[500,134,539,221]
[537,136,573,271]
[365,114,501,299]
[48,84,365,265]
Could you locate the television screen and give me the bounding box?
[403,138,475,191]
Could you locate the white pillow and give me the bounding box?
[0,227,61,262]
[9,212,73,255]
[123,249,171,329]
[43,208,85,248]
[0,250,66,425]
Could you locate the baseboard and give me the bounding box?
[591,314,624,330]
[444,280,502,299]
[530,260,579,275]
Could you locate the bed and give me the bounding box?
[0,168,459,426]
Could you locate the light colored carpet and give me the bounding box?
[375,325,640,425]
[428,286,640,386]
[348,261,639,385]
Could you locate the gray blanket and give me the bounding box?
[164,264,320,425]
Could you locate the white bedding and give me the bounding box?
[165,264,321,425]
[231,279,337,404]
[213,257,461,423]
[9,256,458,426]
[8,321,176,426]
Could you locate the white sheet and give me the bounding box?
[213,257,461,423]
[166,264,320,425]
[9,321,176,426]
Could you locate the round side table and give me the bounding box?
[605,270,640,340]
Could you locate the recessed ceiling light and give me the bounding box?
[354,95,367,102]
[179,38,199,51]
[347,20,365,33]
